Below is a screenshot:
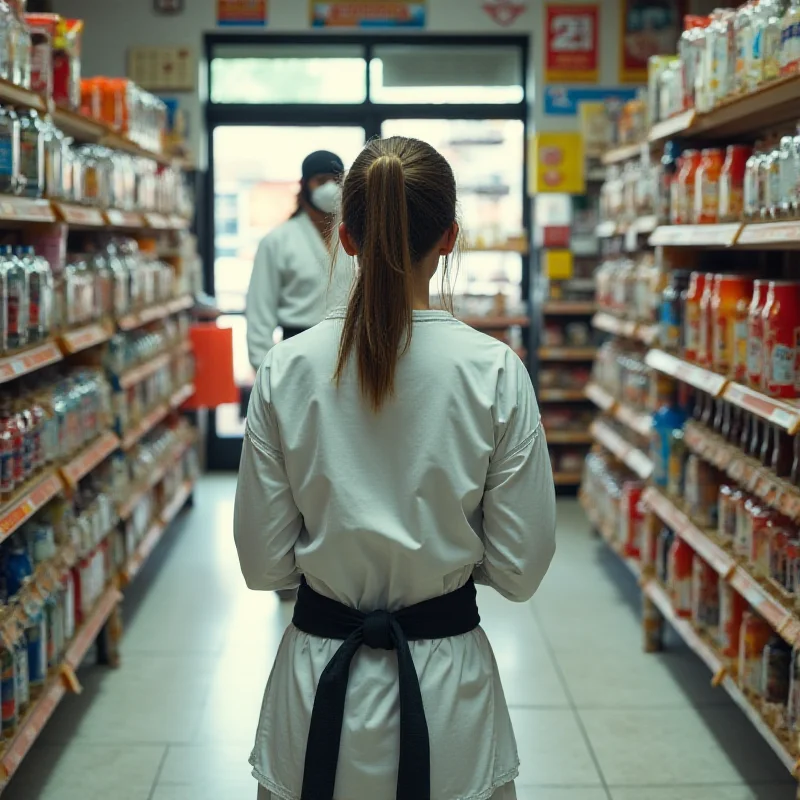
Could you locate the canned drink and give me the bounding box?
[762,280,800,398]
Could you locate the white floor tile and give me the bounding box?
[0,743,164,800]
[581,708,790,786]
[514,788,608,800]
[610,787,796,800]
[510,708,602,787]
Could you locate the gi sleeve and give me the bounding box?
[234,359,304,591]
[245,235,281,372]
[475,353,557,602]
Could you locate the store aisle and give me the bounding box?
[1,476,795,800]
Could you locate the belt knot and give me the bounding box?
[362,610,394,650]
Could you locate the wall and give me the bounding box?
[53,0,642,163]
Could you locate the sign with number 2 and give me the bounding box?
[545,4,599,83]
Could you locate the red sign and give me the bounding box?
[545,4,599,84]
[483,0,528,27]
[217,0,267,26]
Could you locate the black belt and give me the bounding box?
[282,326,308,340]
[292,578,481,800]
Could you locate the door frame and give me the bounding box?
[203,34,530,471]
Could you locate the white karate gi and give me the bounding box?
[235,309,557,800]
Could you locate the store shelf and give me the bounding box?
[682,421,800,521]
[539,388,589,402]
[614,404,653,438]
[652,74,800,145]
[602,141,646,165]
[596,221,618,238]
[0,77,46,114]
[592,312,639,339]
[738,220,800,248]
[0,471,62,541]
[553,472,583,486]
[542,301,595,315]
[643,487,736,577]
[644,485,800,647]
[585,382,616,412]
[119,353,171,390]
[0,196,55,224]
[723,382,800,433]
[644,581,725,676]
[547,430,593,445]
[590,419,653,479]
[644,350,728,397]
[118,437,194,521]
[60,432,120,489]
[0,583,120,789]
[579,490,641,578]
[122,479,193,585]
[52,202,106,228]
[59,322,113,355]
[642,576,799,774]
[117,296,194,332]
[467,241,529,254]
[539,347,597,361]
[649,224,742,248]
[120,403,170,451]
[649,109,696,143]
[169,383,195,408]
[722,676,799,774]
[104,210,146,229]
[459,316,530,330]
[0,341,63,385]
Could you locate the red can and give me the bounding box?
[762,280,800,399]
[746,280,768,390]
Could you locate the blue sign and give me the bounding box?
[545,87,638,116]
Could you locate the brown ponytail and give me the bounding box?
[334,137,457,411]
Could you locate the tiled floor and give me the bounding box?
[2,476,797,800]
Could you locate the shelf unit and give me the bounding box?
[583,69,800,794]
[0,68,198,794]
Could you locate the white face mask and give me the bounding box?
[310,181,341,214]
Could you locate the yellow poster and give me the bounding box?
[544,250,574,280]
[530,132,585,194]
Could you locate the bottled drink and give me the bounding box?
[0,245,28,351]
[18,110,44,198]
[0,105,19,196]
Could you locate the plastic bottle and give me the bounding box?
[651,386,688,489]
[0,245,27,351]
[712,275,755,375]
[683,271,707,362]
[0,105,19,195]
[18,110,44,198]
[734,2,757,93]
[698,273,719,368]
[674,149,702,225]
[762,280,800,398]
[660,140,680,224]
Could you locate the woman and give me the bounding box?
[234,137,556,800]
[246,149,351,372]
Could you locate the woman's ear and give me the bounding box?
[439,222,459,256]
[339,222,359,256]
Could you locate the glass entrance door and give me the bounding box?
[209,125,365,468]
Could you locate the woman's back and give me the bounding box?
[237,309,552,612]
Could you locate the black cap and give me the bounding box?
[302,150,344,182]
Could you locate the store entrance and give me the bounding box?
[204,35,529,470]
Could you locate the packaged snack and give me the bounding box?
[739,611,774,694]
[719,580,748,658]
